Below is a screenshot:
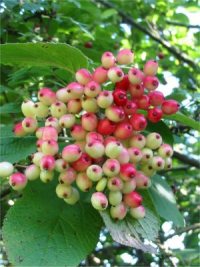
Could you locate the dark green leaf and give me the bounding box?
[166,112,200,131]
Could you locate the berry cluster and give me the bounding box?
[0,49,179,220]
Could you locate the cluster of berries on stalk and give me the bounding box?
[0,49,179,220]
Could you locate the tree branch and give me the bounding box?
[173,151,200,168]
[164,223,200,240]
[166,20,200,29]
[94,0,197,69]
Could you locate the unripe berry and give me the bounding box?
[97,91,113,109]
[33,102,49,118]
[135,171,151,189]
[76,172,92,192]
[71,153,92,172]
[75,68,92,85]
[96,178,107,192]
[108,67,124,83]
[13,122,26,137]
[92,67,108,84]
[56,88,71,103]
[86,165,103,182]
[109,191,122,206]
[135,95,150,110]
[147,107,163,123]
[115,75,130,91]
[85,141,105,159]
[21,100,35,117]
[129,113,147,131]
[36,127,44,139]
[120,163,136,181]
[40,155,55,171]
[45,117,61,133]
[129,84,144,98]
[59,114,75,128]
[67,99,82,114]
[117,147,130,164]
[81,112,98,131]
[22,117,38,133]
[116,49,134,65]
[151,156,165,170]
[105,105,125,122]
[105,141,123,159]
[113,89,127,106]
[107,177,123,191]
[66,82,84,99]
[124,191,143,208]
[9,172,27,190]
[32,152,44,166]
[143,76,159,91]
[129,134,146,149]
[97,118,116,135]
[161,100,180,115]
[110,203,127,220]
[36,139,44,152]
[59,167,76,185]
[122,179,136,194]
[55,159,68,173]
[82,97,98,113]
[130,205,145,219]
[140,164,155,177]
[91,192,108,210]
[62,144,82,162]
[102,159,120,177]
[86,132,104,144]
[164,157,172,170]
[144,60,158,76]
[114,122,133,140]
[41,126,58,141]
[64,187,80,205]
[84,81,101,98]
[158,144,173,158]
[128,147,143,163]
[25,164,40,181]
[101,51,116,69]
[41,140,59,156]
[128,68,144,84]
[56,183,72,198]
[71,124,86,141]
[124,100,137,115]
[141,148,153,163]
[148,91,164,106]
[50,101,67,118]
[38,88,56,106]
[146,132,162,150]
[0,162,14,177]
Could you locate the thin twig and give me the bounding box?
[164,223,200,241]
[173,151,200,168]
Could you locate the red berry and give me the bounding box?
[113,89,127,106]
[124,191,143,208]
[97,118,116,135]
[161,100,180,115]
[135,95,150,110]
[115,75,130,91]
[148,91,165,106]
[124,100,137,115]
[148,107,163,123]
[84,41,93,48]
[114,122,133,140]
[130,113,147,131]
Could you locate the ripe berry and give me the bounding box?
[102,159,120,177]
[86,132,104,144]
[113,89,127,106]
[97,118,116,135]
[128,68,144,84]
[59,168,76,185]
[84,81,101,98]
[114,122,133,140]
[67,82,84,99]
[105,105,125,122]
[56,88,71,103]
[143,76,159,91]
[64,187,80,205]
[116,49,134,65]
[92,67,108,84]
[109,191,122,206]
[135,171,151,189]
[13,122,26,137]
[124,191,143,208]
[38,88,56,106]
[107,177,123,191]
[135,95,150,110]
[67,99,82,114]
[147,107,163,123]
[108,67,124,83]
[56,183,72,199]
[129,134,146,149]
[62,144,82,162]
[161,100,180,115]
[120,163,136,181]
[22,117,38,133]
[84,41,93,48]
[75,68,92,85]
[110,203,127,220]
[122,179,136,194]
[81,112,98,131]
[71,153,92,172]
[144,60,158,76]
[85,141,105,159]
[130,113,147,131]
[0,162,14,177]
[148,91,165,106]
[158,144,173,158]
[40,155,55,171]
[97,91,113,109]
[146,132,162,150]
[41,126,58,141]
[129,84,144,98]
[115,75,130,91]
[101,51,116,69]
[124,100,137,115]
[71,124,86,141]
[45,117,61,132]
[25,164,40,181]
[105,141,123,159]
[130,205,145,219]
[91,192,108,210]
[9,172,27,191]
[76,172,93,192]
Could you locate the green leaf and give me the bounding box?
[0,125,36,163]
[101,9,118,19]
[166,112,200,131]
[2,180,102,266]
[146,121,174,146]
[0,103,21,114]
[0,43,88,74]
[100,191,160,253]
[148,175,184,227]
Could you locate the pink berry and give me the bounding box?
[41,126,58,141]
[128,147,143,163]
[105,105,125,122]
[161,100,180,115]
[22,117,38,133]
[117,147,130,164]
[50,101,67,118]
[71,124,86,141]
[86,165,103,181]
[115,75,130,91]
[124,191,143,208]
[110,203,127,220]
[40,155,55,171]
[55,159,68,173]
[62,144,82,162]
[135,95,150,110]
[9,172,27,191]
[105,141,123,158]
[41,140,59,156]
[120,163,136,181]
[146,132,162,150]
[59,168,76,185]
[56,88,71,103]
[66,82,84,99]
[107,177,123,191]
[38,88,56,106]
[129,113,147,131]
[76,172,92,192]
[81,112,98,131]
[102,159,120,177]
[108,66,124,83]
[130,205,145,219]
[116,49,134,65]
[129,134,146,149]
[97,90,113,109]
[71,153,92,172]
[59,114,76,129]
[129,84,144,98]
[91,192,108,210]
[45,117,61,132]
[84,81,101,98]
[67,99,82,114]
[86,132,104,144]
[101,51,116,69]
[144,60,158,76]
[114,122,133,140]
[158,144,173,158]
[75,68,92,85]
[122,179,136,194]
[135,171,151,189]
[143,76,159,91]
[85,141,105,159]
[13,122,26,137]
[82,97,98,113]
[92,67,108,84]
[128,68,144,84]
[25,164,40,181]
[148,91,165,106]
[151,156,165,170]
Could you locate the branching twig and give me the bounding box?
[164,223,200,241]
[173,151,200,168]
[166,20,200,29]
[94,0,197,69]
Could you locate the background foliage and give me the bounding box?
[0,0,199,266]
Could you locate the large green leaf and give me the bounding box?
[0,125,36,163]
[100,191,160,253]
[0,103,21,114]
[165,112,200,131]
[148,175,184,227]
[2,180,102,266]
[0,43,88,74]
